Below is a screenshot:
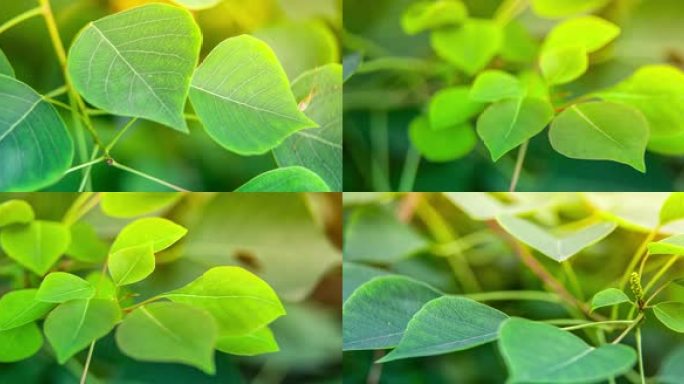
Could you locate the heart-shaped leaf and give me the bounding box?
[0,289,54,331]
[235,166,331,192]
[541,45,588,85]
[531,0,611,18]
[401,0,468,35]
[431,20,502,75]
[36,272,95,303]
[110,217,187,254]
[0,220,71,275]
[108,242,155,286]
[67,4,201,132]
[163,266,285,335]
[0,199,34,227]
[116,302,217,373]
[0,49,14,77]
[497,215,616,262]
[543,16,620,53]
[101,192,182,218]
[169,0,222,10]
[660,193,684,226]
[216,326,279,356]
[647,235,684,255]
[591,288,631,312]
[189,35,316,155]
[44,299,121,363]
[477,97,554,161]
[429,86,484,130]
[0,75,73,191]
[379,296,508,362]
[409,115,476,162]
[343,275,441,350]
[273,64,343,191]
[654,302,684,333]
[0,322,43,363]
[470,70,523,102]
[549,102,649,172]
[499,318,636,383]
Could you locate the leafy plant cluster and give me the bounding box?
[0,0,342,192]
[0,193,289,381]
[343,192,684,383]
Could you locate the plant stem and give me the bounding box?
[465,290,561,303]
[643,255,680,295]
[643,282,669,306]
[44,85,68,98]
[64,158,105,175]
[635,327,646,384]
[80,341,96,384]
[370,111,391,191]
[612,314,644,344]
[367,350,385,383]
[62,193,101,226]
[122,295,164,312]
[509,141,528,192]
[398,146,421,192]
[110,161,190,192]
[613,228,659,320]
[106,118,139,152]
[563,261,585,301]
[0,6,42,34]
[79,147,100,192]
[561,320,633,331]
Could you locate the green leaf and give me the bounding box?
[597,65,684,142]
[661,193,684,225]
[189,35,316,155]
[343,262,390,302]
[65,222,108,263]
[108,242,155,286]
[591,288,631,312]
[216,326,279,356]
[110,217,187,254]
[431,20,502,75]
[401,0,468,35]
[0,220,71,276]
[500,22,539,63]
[0,323,43,363]
[654,302,684,333]
[67,4,201,132]
[163,266,285,335]
[0,289,54,331]
[0,75,73,192]
[86,273,117,300]
[343,275,441,350]
[540,45,588,85]
[36,272,95,303]
[477,97,554,161]
[496,215,616,262]
[549,102,649,172]
[235,167,331,192]
[499,318,636,383]
[649,235,684,255]
[409,115,476,162]
[345,205,429,264]
[0,199,34,227]
[380,296,508,362]
[169,0,221,10]
[543,16,620,53]
[659,345,684,384]
[44,299,121,363]
[0,49,14,77]
[116,302,217,374]
[273,64,342,191]
[518,70,550,100]
[429,86,484,130]
[101,192,182,218]
[470,70,523,102]
[531,0,611,18]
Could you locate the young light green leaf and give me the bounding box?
[65,222,108,263]
[470,70,523,102]
[1,220,70,276]
[401,0,468,35]
[110,217,187,254]
[379,296,508,362]
[0,199,34,227]
[235,167,331,192]
[0,289,54,331]
[0,323,43,363]
[497,215,616,262]
[649,235,684,255]
[116,302,217,374]
[477,97,554,161]
[654,302,684,333]
[108,242,155,286]
[343,275,441,350]
[345,205,429,264]
[543,16,620,53]
[44,299,121,363]
[101,192,182,218]
[431,20,502,75]
[163,266,285,335]
[659,345,684,384]
[216,326,279,356]
[190,35,316,155]
[273,64,343,191]
[500,22,539,63]
[36,272,95,303]
[169,0,221,10]
[409,115,476,162]
[531,0,610,18]
[499,318,636,383]
[429,86,484,130]
[549,102,649,172]
[0,49,14,77]
[0,75,73,192]
[661,193,684,225]
[86,273,117,300]
[67,4,201,132]
[591,288,631,312]
[540,45,588,85]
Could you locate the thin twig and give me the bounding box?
[64,158,105,175]
[106,118,139,153]
[80,341,96,384]
[110,161,190,192]
[367,350,385,384]
[612,314,644,344]
[0,6,42,35]
[509,141,528,192]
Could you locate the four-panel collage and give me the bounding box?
[1,0,683,383]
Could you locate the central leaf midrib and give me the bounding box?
[571,105,624,148]
[165,293,279,307]
[0,98,41,145]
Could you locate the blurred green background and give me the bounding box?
[0,0,341,191]
[343,0,684,191]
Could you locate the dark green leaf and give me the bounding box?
[0,49,14,77]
